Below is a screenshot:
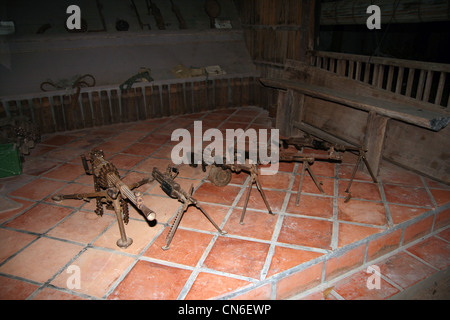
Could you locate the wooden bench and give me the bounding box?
[261,77,450,132]
[260,60,450,182]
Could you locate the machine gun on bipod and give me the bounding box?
[151,166,226,250]
[188,149,274,224]
[280,135,378,202]
[52,148,155,248]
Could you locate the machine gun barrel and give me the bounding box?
[88,149,155,221]
[107,174,155,221]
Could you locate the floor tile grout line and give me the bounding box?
[331,162,339,250]
[223,212,450,300]
[260,162,298,282]
[420,175,439,209]
[377,177,394,228]
[403,249,441,272]
[288,224,450,300]
[435,234,450,244]
[25,245,89,300]
[171,113,279,298]
[176,172,250,300]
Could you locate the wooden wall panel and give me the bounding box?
[383,120,450,184]
[302,96,368,146]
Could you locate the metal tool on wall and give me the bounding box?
[52,148,156,248]
[151,166,226,250]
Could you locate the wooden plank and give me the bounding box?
[435,72,446,106]
[31,98,43,133]
[363,62,370,83]
[135,87,146,120]
[348,60,354,79]
[241,77,250,106]
[20,99,32,121]
[383,120,450,184]
[81,92,93,128]
[363,111,389,175]
[72,94,84,129]
[120,90,129,123]
[386,65,394,92]
[422,70,434,103]
[144,86,154,118]
[151,85,162,118]
[302,96,367,146]
[184,82,193,114]
[52,96,65,132]
[0,101,5,119]
[206,80,214,111]
[261,77,450,131]
[177,83,187,114]
[41,97,55,133]
[275,90,292,136]
[293,121,359,147]
[231,78,242,107]
[395,66,405,94]
[100,90,112,125]
[8,101,19,118]
[92,91,102,127]
[355,61,362,81]
[416,69,426,99]
[63,95,75,131]
[169,84,181,115]
[281,59,450,115]
[161,84,170,117]
[110,90,120,124]
[405,68,415,97]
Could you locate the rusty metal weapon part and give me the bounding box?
[220,162,274,224]
[280,135,378,202]
[52,149,155,248]
[188,151,274,224]
[151,166,226,250]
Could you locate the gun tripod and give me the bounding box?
[151,166,226,250]
[52,149,155,249]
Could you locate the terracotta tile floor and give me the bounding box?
[0,106,449,300]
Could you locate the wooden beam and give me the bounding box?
[363,111,389,175]
[261,77,450,131]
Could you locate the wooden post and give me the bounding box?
[135,87,146,120]
[363,111,389,176]
[100,91,112,125]
[275,89,295,137]
[92,91,102,127]
[81,92,93,128]
[110,90,120,124]
[52,96,65,132]
[161,84,170,117]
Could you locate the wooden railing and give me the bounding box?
[307,50,450,109]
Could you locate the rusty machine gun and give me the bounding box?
[280,135,378,202]
[278,147,343,205]
[52,148,155,248]
[150,166,226,250]
[189,150,274,224]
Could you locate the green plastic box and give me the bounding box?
[0,144,22,178]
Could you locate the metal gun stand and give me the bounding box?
[52,150,154,248]
[151,166,226,250]
[234,163,274,225]
[343,148,378,202]
[295,157,325,206]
